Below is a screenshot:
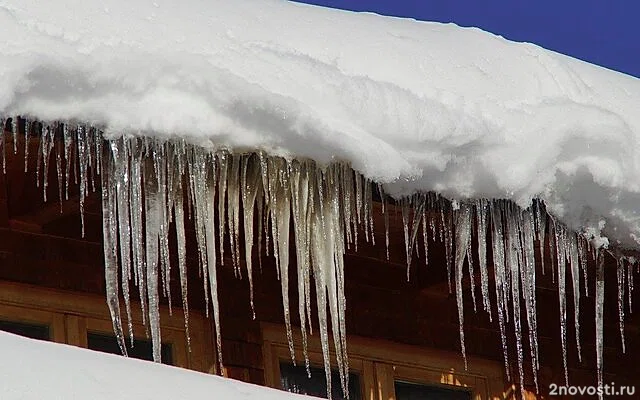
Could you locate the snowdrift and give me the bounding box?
[0,331,303,400]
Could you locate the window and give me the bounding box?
[262,323,506,400]
[0,319,50,341]
[0,302,65,343]
[0,281,215,373]
[87,332,174,365]
[394,381,471,400]
[279,362,362,400]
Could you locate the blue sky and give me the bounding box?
[293,0,640,78]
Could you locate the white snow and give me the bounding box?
[1,0,640,246]
[0,331,305,400]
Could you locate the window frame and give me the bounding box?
[262,322,507,400]
[0,281,215,373]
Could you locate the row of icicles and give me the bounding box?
[1,117,638,400]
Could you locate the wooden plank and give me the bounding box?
[65,314,87,347]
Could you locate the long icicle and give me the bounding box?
[454,203,471,370]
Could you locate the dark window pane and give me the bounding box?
[280,362,361,400]
[395,380,472,400]
[0,319,50,341]
[87,332,173,365]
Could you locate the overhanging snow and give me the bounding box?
[1,0,640,246]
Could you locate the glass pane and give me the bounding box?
[280,362,361,400]
[0,319,50,341]
[395,380,471,400]
[87,332,173,365]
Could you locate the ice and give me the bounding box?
[568,234,582,362]
[617,258,626,353]
[554,224,569,385]
[596,252,605,400]
[475,199,492,319]
[628,259,634,313]
[521,209,539,392]
[504,204,525,399]
[111,140,134,343]
[401,198,411,280]
[24,120,31,173]
[453,204,471,370]
[490,201,511,381]
[144,157,163,363]
[0,119,6,173]
[101,151,128,357]
[241,155,262,318]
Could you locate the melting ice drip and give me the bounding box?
[1,117,637,400]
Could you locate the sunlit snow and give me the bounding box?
[0,331,308,400]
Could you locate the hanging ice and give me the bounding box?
[596,252,605,400]
[453,203,471,370]
[1,117,632,400]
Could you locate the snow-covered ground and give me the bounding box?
[0,331,302,400]
[1,0,640,247]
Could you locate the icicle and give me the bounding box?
[173,158,190,347]
[63,124,73,200]
[365,179,374,245]
[269,158,296,362]
[401,198,411,281]
[153,143,172,311]
[521,209,539,392]
[454,204,471,370]
[1,118,6,174]
[241,155,261,318]
[475,199,491,319]
[101,149,128,357]
[41,124,55,202]
[617,258,626,353]
[217,152,228,266]
[578,236,589,297]
[11,117,18,154]
[569,234,582,362]
[203,154,223,372]
[466,241,477,313]
[75,125,87,236]
[534,199,547,276]
[55,130,64,210]
[144,157,163,363]
[628,260,634,314]
[227,156,242,276]
[490,201,510,381]
[421,205,429,267]
[340,165,353,250]
[555,225,569,385]
[505,205,525,399]
[111,139,134,344]
[595,252,605,400]
[257,193,264,272]
[190,148,211,317]
[24,120,31,173]
[442,207,453,293]
[290,160,312,373]
[382,191,390,261]
[129,141,149,329]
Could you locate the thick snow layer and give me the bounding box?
[1,0,640,246]
[0,331,303,400]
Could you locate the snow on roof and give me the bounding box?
[1,0,640,245]
[0,331,304,400]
